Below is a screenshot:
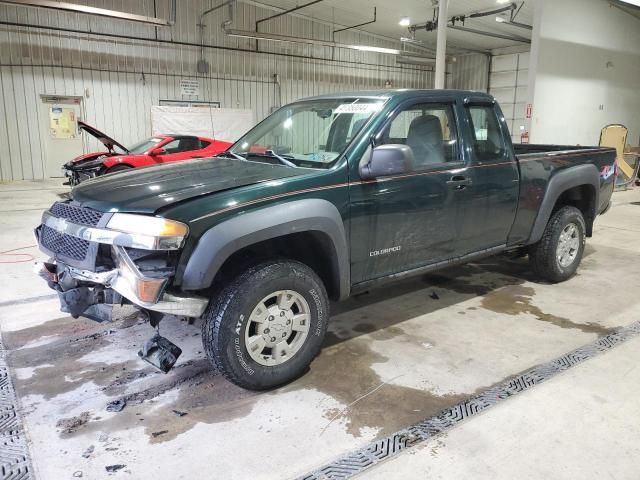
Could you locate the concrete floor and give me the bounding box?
[1,180,640,479]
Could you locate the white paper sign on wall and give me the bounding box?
[151,106,254,142]
[180,79,200,97]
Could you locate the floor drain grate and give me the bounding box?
[298,320,640,480]
[0,337,34,480]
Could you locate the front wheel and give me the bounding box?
[529,205,586,283]
[201,260,329,390]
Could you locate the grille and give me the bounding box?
[50,202,103,226]
[40,224,90,260]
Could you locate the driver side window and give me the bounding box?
[379,103,458,169]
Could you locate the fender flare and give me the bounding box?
[528,163,600,244]
[181,199,350,299]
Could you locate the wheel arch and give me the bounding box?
[528,164,600,244]
[104,161,135,171]
[181,199,350,300]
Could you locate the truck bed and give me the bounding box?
[507,143,617,247]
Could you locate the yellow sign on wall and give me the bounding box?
[49,107,77,139]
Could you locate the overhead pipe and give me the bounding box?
[449,25,531,44]
[0,20,438,77]
[223,26,456,65]
[504,19,533,30]
[198,0,235,72]
[224,27,402,54]
[330,6,377,60]
[467,3,517,19]
[0,0,172,26]
[332,7,377,39]
[255,0,324,50]
[199,0,235,26]
[409,2,531,45]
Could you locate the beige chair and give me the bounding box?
[599,124,639,189]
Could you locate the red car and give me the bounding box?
[62,121,232,185]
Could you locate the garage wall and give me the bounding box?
[446,53,489,93]
[489,51,529,144]
[526,0,640,146]
[0,1,491,181]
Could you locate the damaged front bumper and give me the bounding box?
[37,252,208,322]
[36,201,205,373]
[62,165,102,186]
[35,203,207,322]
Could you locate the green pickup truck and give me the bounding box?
[36,90,616,390]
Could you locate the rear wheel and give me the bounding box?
[529,205,586,282]
[201,260,329,390]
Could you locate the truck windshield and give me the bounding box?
[229,98,385,168]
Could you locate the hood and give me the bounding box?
[71,158,310,213]
[67,151,113,168]
[79,121,129,154]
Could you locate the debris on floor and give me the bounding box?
[56,412,91,434]
[81,445,94,458]
[430,291,440,300]
[106,398,127,412]
[105,464,126,473]
[172,409,188,417]
[151,430,169,438]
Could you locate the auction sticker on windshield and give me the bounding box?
[334,102,384,114]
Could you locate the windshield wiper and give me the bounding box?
[246,151,297,168]
[266,150,297,167]
[217,151,247,161]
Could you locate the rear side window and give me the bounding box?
[379,103,458,168]
[465,105,507,162]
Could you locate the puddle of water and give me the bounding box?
[480,285,613,336]
[6,253,612,446]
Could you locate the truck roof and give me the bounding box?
[301,89,494,102]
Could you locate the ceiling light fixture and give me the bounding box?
[399,16,411,27]
[351,45,401,54]
[495,16,507,22]
[496,0,510,4]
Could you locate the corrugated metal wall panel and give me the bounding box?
[0,0,487,180]
[447,53,489,92]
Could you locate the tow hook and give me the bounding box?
[137,310,182,373]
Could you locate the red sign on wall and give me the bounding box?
[526,103,533,118]
[521,131,530,144]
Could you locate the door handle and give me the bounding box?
[446,175,472,190]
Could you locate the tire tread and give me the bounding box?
[529,205,585,282]
[201,260,328,389]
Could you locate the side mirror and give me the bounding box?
[149,147,167,156]
[359,144,414,180]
